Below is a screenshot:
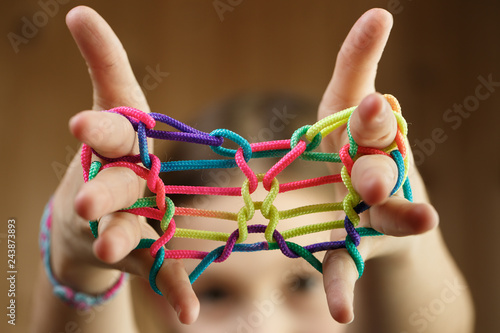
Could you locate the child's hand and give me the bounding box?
[318,9,439,323]
[50,6,199,324]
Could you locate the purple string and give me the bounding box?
[215,225,287,261]
[343,202,369,247]
[304,240,347,252]
[214,224,350,261]
[211,215,374,263]
[272,227,300,258]
[106,111,224,146]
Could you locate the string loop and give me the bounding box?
[81,94,411,292]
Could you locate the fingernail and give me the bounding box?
[373,105,388,124]
[373,97,389,124]
[69,114,79,128]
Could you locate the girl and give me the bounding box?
[32,6,474,333]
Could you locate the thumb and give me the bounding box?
[66,6,150,112]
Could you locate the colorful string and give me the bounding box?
[81,94,412,294]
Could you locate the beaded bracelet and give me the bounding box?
[39,198,127,310]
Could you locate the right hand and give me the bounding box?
[50,6,199,324]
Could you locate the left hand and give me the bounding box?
[318,8,439,324]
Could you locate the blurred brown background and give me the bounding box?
[1,0,499,332]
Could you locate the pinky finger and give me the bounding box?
[156,259,200,324]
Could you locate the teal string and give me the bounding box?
[209,128,252,160]
[88,161,102,238]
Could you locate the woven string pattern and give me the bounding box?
[81,94,412,295]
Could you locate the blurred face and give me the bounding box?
[146,184,346,333]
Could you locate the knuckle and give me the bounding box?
[353,25,373,50]
[324,250,357,274]
[337,47,363,74]
[374,130,395,146]
[89,47,126,72]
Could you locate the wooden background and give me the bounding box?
[1,0,499,332]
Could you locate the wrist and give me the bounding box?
[52,189,126,293]
[40,197,127,309]
[52,250,124,296]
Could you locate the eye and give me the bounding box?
[289,274,317,293]
[197,285,231,304]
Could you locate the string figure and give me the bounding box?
[80,94,412,296]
